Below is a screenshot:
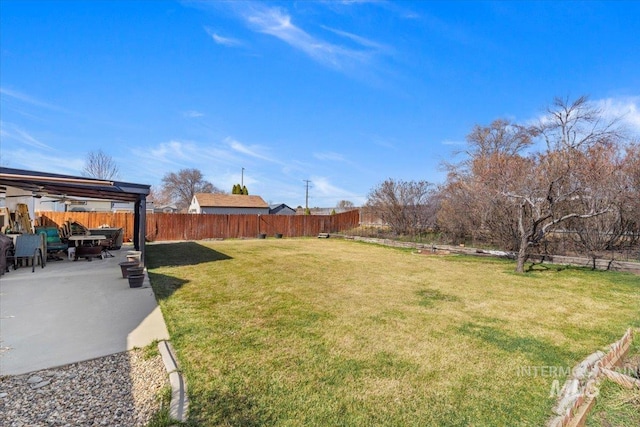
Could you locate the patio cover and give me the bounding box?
[0,167,150,263]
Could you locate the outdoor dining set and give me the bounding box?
[0,220,123,274]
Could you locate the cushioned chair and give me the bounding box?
[35,226,69,261]
[13,234,44,272]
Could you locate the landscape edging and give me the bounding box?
[546,328,635,427]
[342,236,640,274]
[158,340,189,424]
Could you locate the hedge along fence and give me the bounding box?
[36,210,361,243]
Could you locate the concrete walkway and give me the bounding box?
[0,246,170,376]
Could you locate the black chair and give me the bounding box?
[96,228,119,258]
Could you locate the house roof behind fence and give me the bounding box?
[195,193,269,208]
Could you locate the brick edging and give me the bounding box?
[547,328,635,427]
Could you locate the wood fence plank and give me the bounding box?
[37,210,360,242]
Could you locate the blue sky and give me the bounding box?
[1,1,639,208]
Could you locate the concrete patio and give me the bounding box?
[0,246,170,376]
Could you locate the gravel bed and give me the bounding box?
[0,349,168,427]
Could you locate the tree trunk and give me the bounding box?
[515,202,528,273]
[516,233,528,273]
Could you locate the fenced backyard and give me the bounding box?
[146,238,640,426]
[36,210,360,242]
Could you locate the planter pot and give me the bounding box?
[128,274,145,288]
[119,261,139,278]
[127,266,145,277]
[258,233,267,239]
[126,250,142,263]
[275,233,283,239]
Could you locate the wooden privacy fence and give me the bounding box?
[37,210,361,242]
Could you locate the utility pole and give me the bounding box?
[303,180,311,211]
[241,167,245,188]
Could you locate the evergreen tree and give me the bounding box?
[232,184,249,194]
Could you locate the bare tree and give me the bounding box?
[147,186,173,207]
[465,118,534,158]
[82,150,119,180]
[504,97,624,272]
[161,168,223,211]
[438,119,534,248]
[437,177,481,244]
[618,142,640,250]
[336,200,355,209]
[365,179,437,236]
[563,142,628,268]
[438,97,627,273]
[538,96,621,152]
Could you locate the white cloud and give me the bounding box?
[594,96,640,135]
[309,175,363,204]
[244,5,370,70]
[0,87,65,112]
[182,110,204,118]
[0,148,84,175]
[371,135,396,149]
[225,137,277,162]
[320,25,390,52]
[143,140,199,166]
[313,151,345,162]
[204,27,242,47]
[0,121,52,150]
[124,139,241,185]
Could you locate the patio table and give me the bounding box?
[68,235,106,260]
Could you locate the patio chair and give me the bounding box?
[69,220,89,236]
[59,222,71,241]
[35,226,69,261]
[13,234,44,272]
[98,228,121,258]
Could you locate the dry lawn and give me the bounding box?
[146,238,640,426]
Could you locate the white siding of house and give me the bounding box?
[188,196,202,213]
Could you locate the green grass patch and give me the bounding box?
[585,381,640,427]
[145,385,178,427]
[585,340,640,427]
[146,239,640,426]
[142,339,160,360]
[416,288,460,307]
